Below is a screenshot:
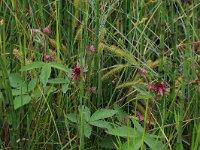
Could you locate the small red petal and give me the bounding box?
[43,26,51,34]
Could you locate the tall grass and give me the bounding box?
[0,0,199,149]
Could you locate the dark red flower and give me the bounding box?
[71,63,81,80]
[147,82,167,96]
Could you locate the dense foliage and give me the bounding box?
[0,0,200,149]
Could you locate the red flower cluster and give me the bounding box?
[147,82,167,96]
[71,63,81,80]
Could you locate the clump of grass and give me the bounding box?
[0,0,199,149]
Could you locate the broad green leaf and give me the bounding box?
[84,123,92,138]
[100,136,117,149]
[131,118,166,150]
[31,86,57,100]
[48,62,69,73]
[14,95,31,110]
[89,120,112,130]
[48,78,67,84]
[31,88,42,99]
[122,137,142,150]
[131,118,143,133]
[62,84,69,93]
[144,135,167,150]
[66,113,78,123]
[79,105,91,122]
[106,126,139,138]
[12,82,29,96]
[90,109,118,122]
[114,104,127,122]
[44,86,57,94]
[20,61,45,71]
[12,89,27,96]
[28,77,38,91]
[40,64,51,86]
[9,73,24,88]
[5,108,14,125]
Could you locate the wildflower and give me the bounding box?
[71,63,81,80]
[147,82,167,96]
[87,87,96,94]
[89,44,95,53]
[86,44,95,53]
[44,52,55,63]
[42,26,51,34]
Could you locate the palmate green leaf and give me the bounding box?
[40,64,51,86]
[89,120,112,130]
[48,62,69,73]
[89,109,118,122]
[20,61,45,71]
[84,123,92,138]
[14,95,31,110]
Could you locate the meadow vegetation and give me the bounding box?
[0,0,200,149]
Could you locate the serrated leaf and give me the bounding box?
[20,61,45,71]
[40,64,51,86]
[66,113,78,123]
[14,95,31,110]
[48,62,69,73]
[84,123,92,138]
[90,109,117,122]
[89,120,112,130]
